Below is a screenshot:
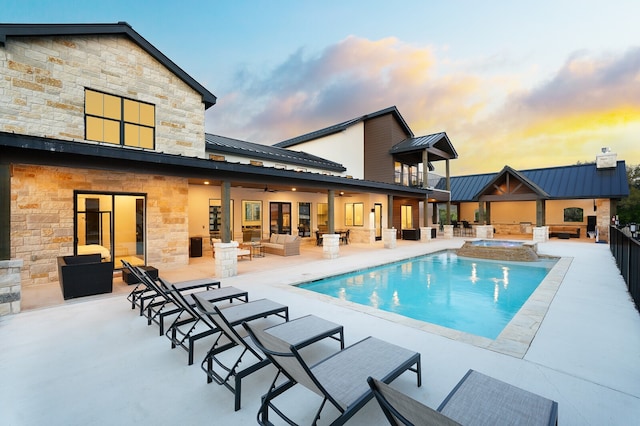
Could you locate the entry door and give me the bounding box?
[270,202,291,235]
[374,203,382,241]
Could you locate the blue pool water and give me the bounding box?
[298,251,556,339]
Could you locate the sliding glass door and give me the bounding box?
[75,191,146,267]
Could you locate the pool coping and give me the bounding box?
[282,252,572,359]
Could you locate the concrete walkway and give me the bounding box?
[1,239,639,425]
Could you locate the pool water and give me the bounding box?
[471,240,525,248]
[298,251,556,339]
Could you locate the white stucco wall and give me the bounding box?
[280,122,365,179]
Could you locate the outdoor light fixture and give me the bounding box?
[291,188,296,191]
[630,223,637,235]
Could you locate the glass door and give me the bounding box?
[75,192,146,267]
[270,202,291,235]
[374,203,382,241]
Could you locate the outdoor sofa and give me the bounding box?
[262,234,300,256]
[549,225,581,238]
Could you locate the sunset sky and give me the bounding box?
[5,0,640,175]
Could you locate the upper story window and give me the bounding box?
[85,89,155,149]
[395,161,424,187]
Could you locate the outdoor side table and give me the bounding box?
[123,265,158,285]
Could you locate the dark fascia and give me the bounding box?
[274,105,414,148]
[0,22,216,109]
[0,132,432,198]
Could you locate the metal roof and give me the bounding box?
[205,134,346,172]
[437,162,630,201]
[0,22,217,109]
[274,106,413,148]
[1,131,432,198]
[389,132,458,163]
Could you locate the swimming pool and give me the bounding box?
[298,251,556,339]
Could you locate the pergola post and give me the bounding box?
[536,199,546,226]
[221,180,231,243]
[445,159,451,224]
[387,194,394,229]
[0,163,9,260]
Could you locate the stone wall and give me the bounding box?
[0,259,23,315]
[0,34,206,158]
[11,164,189,288]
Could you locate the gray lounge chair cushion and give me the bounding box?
[438,370,558,426]
[312,337,418,409]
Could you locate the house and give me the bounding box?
[0,23,441,314]
[274,106,456,233]
[438,149,630,241]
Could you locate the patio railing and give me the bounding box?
[610,226,640,312]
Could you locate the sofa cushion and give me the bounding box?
[276,234,286,244]
[285,235,297,243]
[270,234,277,243]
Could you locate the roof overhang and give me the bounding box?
[1,132,438,199]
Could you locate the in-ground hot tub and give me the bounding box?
[457,240,539,261]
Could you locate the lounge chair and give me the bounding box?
[121,259,219,316]
[368,370,558,426]
[127,265,246,337]
[191,294,289,368]
[198,301,344,411]
[243,321,421,425]
[162,280,247,365]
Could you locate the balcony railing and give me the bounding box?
[610,226,640,312]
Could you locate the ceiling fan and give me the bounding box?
[263,185,278,193]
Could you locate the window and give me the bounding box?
[345,203,364,226]
[209,199,233,238]
[317,203,328,232]
[242,200,262,239]
[298,203,311,237]
[394,161,401,184]
[564,207,583,222]
[85,89,155,148]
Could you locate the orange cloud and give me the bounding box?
[206,38,640,175]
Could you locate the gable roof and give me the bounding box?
[273,106,413,148]
[205,134,346,172]
[0,22,217,109]
[389,132,458,161]
[438,162,630,201]
[473,165,549,201]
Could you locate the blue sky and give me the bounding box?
[5,0,640,174]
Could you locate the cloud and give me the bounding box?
[206,37,640,175]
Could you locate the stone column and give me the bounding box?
[420,227,432,243]
[0,259,23,315]
[214,241,239,278]
[533,226,549,243]
[475,225,494,239]
[322,234,340,259]
[383,228,396,249]
[443,225,454,239]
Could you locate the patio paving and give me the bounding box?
[1,238,639,425]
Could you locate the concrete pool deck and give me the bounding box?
[1,238,640,424]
